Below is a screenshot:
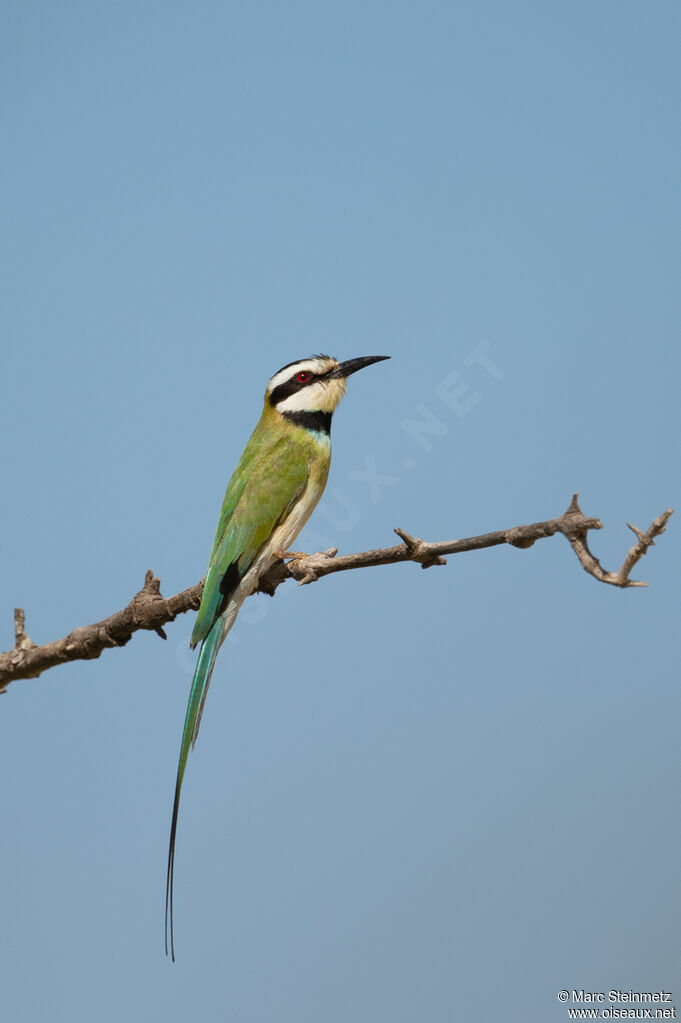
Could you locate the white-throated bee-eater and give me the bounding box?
[165,353,389,959]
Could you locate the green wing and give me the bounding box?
[190,428,310,647]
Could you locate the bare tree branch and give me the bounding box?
[0,574,203,694]
[0,495,672,692]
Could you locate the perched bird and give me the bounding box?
[165,353,389,959]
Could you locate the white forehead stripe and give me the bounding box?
[266,358,336,394]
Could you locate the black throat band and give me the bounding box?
[282,410,332,435]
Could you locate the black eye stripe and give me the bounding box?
[269,371,325,407]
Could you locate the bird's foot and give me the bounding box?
[270,546,339,586]
[290,547,339,585]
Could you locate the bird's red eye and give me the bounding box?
[296,371,309,383]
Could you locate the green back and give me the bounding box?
[190,418,312,647]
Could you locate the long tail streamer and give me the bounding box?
[165,615,224,961]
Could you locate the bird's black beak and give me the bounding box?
[330,355,391,379]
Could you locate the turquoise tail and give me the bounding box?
[165,616,224,961]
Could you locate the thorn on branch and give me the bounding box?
[567,492,581,515]
[142,569,161,596]
[4,608,41,688]
[130,570,173,630]
[14,608,33,649]
[626,522,648,543]
[394,528,447,569]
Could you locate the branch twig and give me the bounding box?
[0,495,672,691]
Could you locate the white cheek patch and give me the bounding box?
[277,380,339,413]
[267,359,335,395]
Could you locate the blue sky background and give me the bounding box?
[2,2,680,1021]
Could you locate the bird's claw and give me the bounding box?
[274,548,310,560]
